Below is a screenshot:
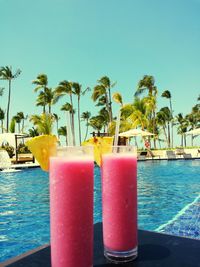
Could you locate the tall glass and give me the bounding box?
[49,146,94,267]
[101,146,138,263]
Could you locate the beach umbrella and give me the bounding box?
[119,129,155,137]
[185,128,200,136]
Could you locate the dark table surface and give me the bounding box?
[1,222,200,267]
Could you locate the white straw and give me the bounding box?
[114,109,121,147]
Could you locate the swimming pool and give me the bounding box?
[0,160,200,262]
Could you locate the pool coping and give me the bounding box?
[0,162,40,171]
[138,156,200,161]
[0,157,199,172]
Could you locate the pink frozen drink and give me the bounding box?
[101,146,137,263]
[50,147,94,267]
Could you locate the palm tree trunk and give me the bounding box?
[170,99,173,148]
[167,122,171,147]
[84,119,89,141]
[163,125,169,147]
[22,119,25,133]
[158,140,161,149]
[108,87,113,121]
[66,135,68,146]
[78,97,81,145]
[6,80,11,132]
[69,93,75,146]
[152,110,156,149]
[66,112,70,146]
[105,92,112,124]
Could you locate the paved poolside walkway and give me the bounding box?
[0,162,40,171]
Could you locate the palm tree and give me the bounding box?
[135,75,158,148]
[28,127,39,137]
[30,113,54,135]
[185,113,196,146]
[112,92,123,106]
[123,97,149,130]
[58,126,67,145]
[53,113,60,137]
[185,105,200,146]
[18,112,27,133]
[72,82,90,145]
[161,90,174,147]
[9,117,16,133]
[36,91,46,113]
[156,111,168,147]
[99,107,110,133]
[108,97,149,137]
[32,74,48,113]
[135,75,157,97]
[13,114,21,133]
[192,96,200,124]
[156,108,172,147]
[55,80,76,145]
[0,66,21,132]
[92,76,115,125]
[61,102,75,145]
[89,115,105,135]
[45,88,56,114]
[112,92,124,144]
[36,87,57,114]
[0,108,5,133]
[175,113,188,147]
[81,111,91,141]
[159,107,172,147]
[13,112,26,133]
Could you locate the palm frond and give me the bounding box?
[112,92,123,105]
[91,85,106,101]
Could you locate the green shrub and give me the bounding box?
[1,144,15,158]
[17,143,31,154]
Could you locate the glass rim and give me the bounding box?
[108,145,137,148]
[56,145,94,149]
[53,145,94,157]
[102,145,137,155]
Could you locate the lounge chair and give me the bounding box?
[183,153,192,159]
[137,151,147,160]
[146,149,154,159]
[166,150,177,160]
[175,148,185,158]
[138,150,161,160]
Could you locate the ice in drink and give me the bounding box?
[50,147,94,267]
[101,148,137,262]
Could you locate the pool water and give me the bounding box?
[0,160,200,262]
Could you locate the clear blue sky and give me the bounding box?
[0,0,200,146]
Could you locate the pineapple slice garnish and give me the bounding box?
[26,135,57,171]
[82,136,113,166]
